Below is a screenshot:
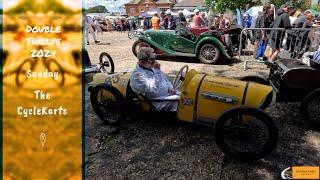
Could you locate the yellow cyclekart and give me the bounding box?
[88,65,278,161]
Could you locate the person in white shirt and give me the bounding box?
[85,15,100,45]
[130,47,179,112]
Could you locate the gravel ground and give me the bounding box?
[85,32,320,180]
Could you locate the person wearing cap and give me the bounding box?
[130,47,179,112]
[151,13,160,30]
[268,2,294,62]
[191,9,202,28]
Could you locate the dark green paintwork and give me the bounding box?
[138,30,230,58]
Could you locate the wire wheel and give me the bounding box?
[99,52,115,73]
[214,107,278,161]
[198,44,220,64]
[90,84,126,125]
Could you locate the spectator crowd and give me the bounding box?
[85,2,320,62]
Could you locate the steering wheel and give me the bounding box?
[173,65,189,90]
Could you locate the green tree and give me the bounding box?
[87,5,108,13]
[270,0,310,10]
[205,0,260,12]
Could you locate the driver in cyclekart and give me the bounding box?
[130,47,180,112]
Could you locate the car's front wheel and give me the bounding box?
[132,40,151,57]
[90,84,127,125]
[198,43,221,64]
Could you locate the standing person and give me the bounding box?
[290,9,302,25]
[159,11,166,30]
[85,15,100,45]
[177,11,187,29]
[292,10,312,27]
[151,13,160,30]
[106,19,112,32]
[191,9,202,28]
[176,11,186,24]
[286,10,311,52]
[268,3,294,62]
[141,17,149,30]
[132,19,137,30]
[212,16,220,29]
[219,14,226,29]
[254,4,274,59]
[93,18,103,35]
[164,12,176,30]
[243,14,252,28]
[201,12,208,27]
[113,19,117,30]
[120,18,126,32]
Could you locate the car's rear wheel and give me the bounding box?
[301,88,320,125]
[214,107,278,161]
[90,84,127,125]
[198,43,220,64]
[132,40,151,57]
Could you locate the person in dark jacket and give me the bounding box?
[253,4,274,58]
[286,10,312,53]
[163,12,176,30]
[268,3,294,62]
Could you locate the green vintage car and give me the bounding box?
[132,27,241,64]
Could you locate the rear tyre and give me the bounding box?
[99,52,115,73]
[301,88,320,125]
[90,84,127,125]
[198,43,220,64]
[214,107,278,161]
[132,40,151,57]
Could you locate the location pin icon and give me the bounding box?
[40,132,46,147]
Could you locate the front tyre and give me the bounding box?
[198,43,220,64]
[301,88,320,125]
[90,84,127,125]
[99,52,115,73]
[214,107,278,161]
